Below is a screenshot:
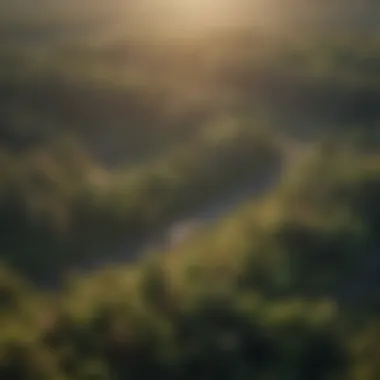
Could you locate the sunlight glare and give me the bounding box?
[133,0,242,36]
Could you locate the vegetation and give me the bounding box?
[0,117,282,282]
[2,143,380,379]
[1,1,380,378]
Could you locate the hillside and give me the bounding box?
[1,1,380,379]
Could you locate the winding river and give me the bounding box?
[69,160,288,276]
[46,138,308,288]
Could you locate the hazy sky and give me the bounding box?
[2,0,376,38]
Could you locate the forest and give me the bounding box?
[1,1,380,379]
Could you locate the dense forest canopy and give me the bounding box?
[1,0,380,379]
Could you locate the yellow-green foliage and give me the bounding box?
[1,142,380,379]
[2,10,380,378]
[2,145,370,379]
[0,119,282,280]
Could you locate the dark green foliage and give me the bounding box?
[1,3,380,379]
[2,134,380,379]
[0,118,282,281]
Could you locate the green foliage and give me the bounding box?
[0,266,350,380]
[2,5,380,379]
[0,118,282,281]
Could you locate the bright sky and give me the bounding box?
[129,0,254,35]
